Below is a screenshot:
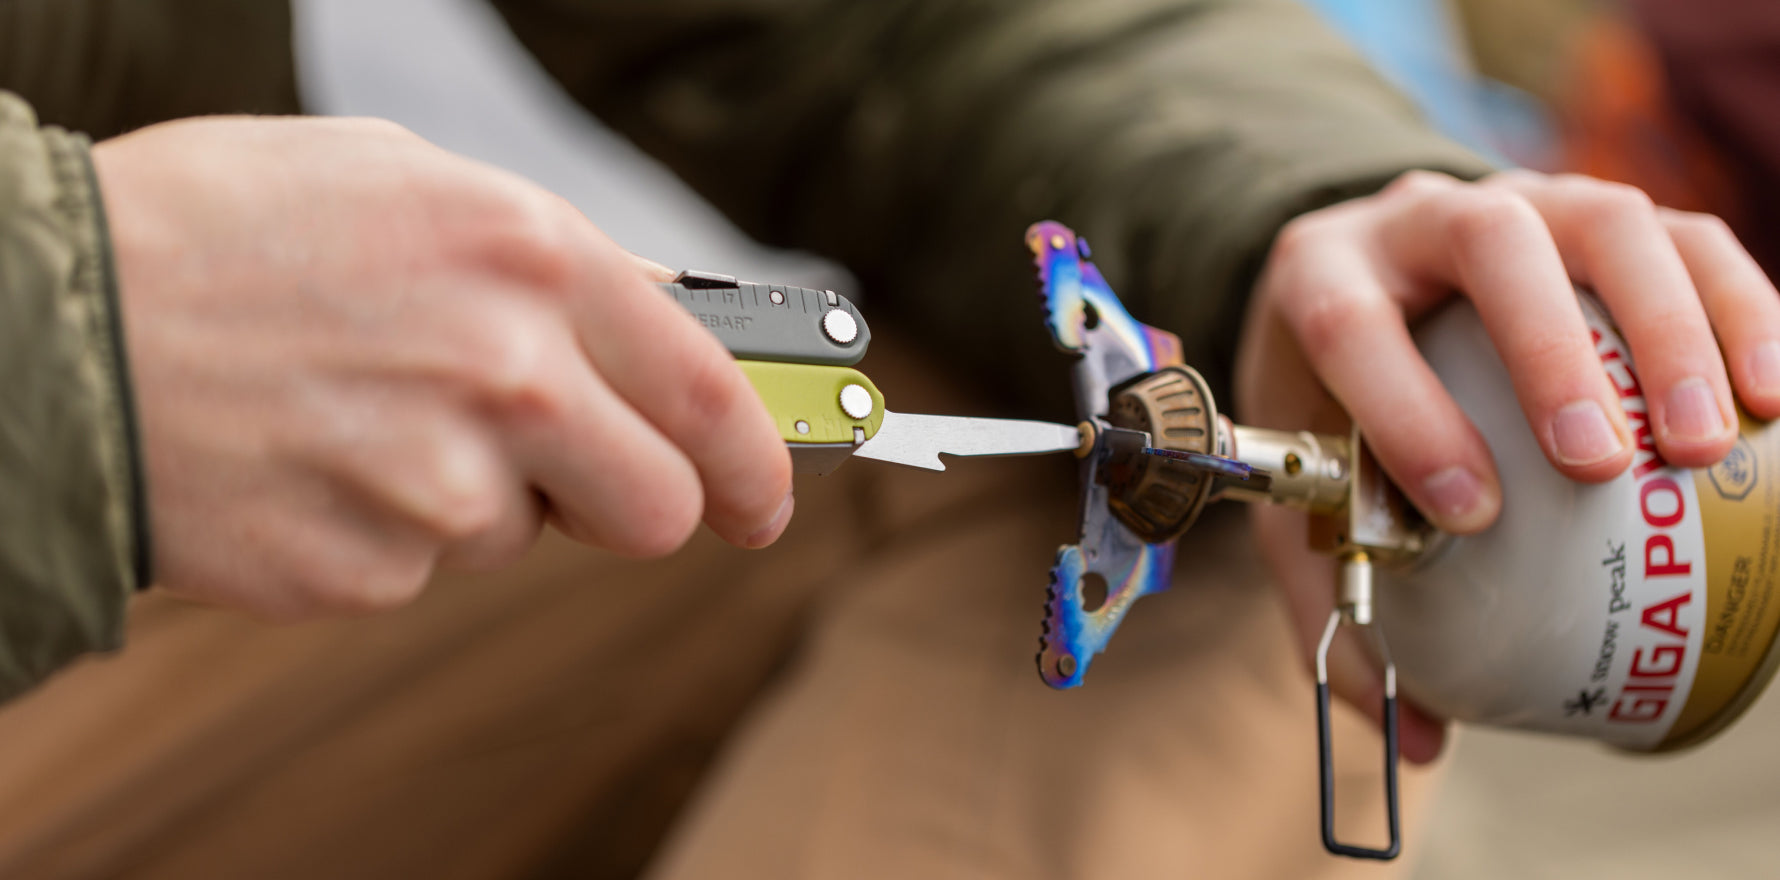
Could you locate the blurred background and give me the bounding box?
[290,0,1780,876]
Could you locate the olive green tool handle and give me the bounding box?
[662,269,879,474]
[738,361,885,475]
[659,270,870,366]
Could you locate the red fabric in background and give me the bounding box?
[1633,0,1780,277]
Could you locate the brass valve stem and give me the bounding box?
[1337,550,1374,626]
[1218,420,1351,516]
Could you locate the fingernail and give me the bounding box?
[1751,342,1780,397]
[1552,399,1624,466]
[744,492,795,549]
[1420,466,1487,528]
[1662,377,1728,444]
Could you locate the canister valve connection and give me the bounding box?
[1087,365,1429,861]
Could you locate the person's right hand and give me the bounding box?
[1236,169,1780,762]
[93,117,794,619]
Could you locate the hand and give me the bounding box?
[1235,169,1780,762]
[94,117,793,619]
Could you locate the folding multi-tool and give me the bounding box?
[658,265,1097,476]
[665,221,1436,862]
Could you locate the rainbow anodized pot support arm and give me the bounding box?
[1025,220,1428,860]
[1028,221,1185,689]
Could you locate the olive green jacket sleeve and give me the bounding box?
[0,92,146,699]
[0,2,297,699]
[0,0,301,140]
[490,0,1495,406]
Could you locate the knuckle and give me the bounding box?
[336,559,432,613]
[1574,179,1656,219]
[363,118,415,140]
[1269,217,1314,264]
[460,316,563,415]
[1443,189,1541,243]
[1289,282,1374,363]
[615,495,702,559]
[1665,208,1733,243]
[396,434,511,543]
[284,556,427,616]
[1268,213,1337,270]
[462,195,582,294]
[423,484,506,544]
[1384,169,1455,197]
[1484,167,1543,189]
[331,116,415,140]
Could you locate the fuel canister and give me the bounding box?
[1379,294,1780,751]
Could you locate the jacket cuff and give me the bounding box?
[0,92,148,698]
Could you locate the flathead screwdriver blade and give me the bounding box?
[1141,447,1254,480]
[852,411,1084,471]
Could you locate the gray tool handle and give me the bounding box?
[660,270,870,366]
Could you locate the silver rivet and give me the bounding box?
[839,384,873,420]
[770,289,786,305]
[794,420,810,435]
[822,309,859,345]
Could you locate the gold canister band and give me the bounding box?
[1659,412,1780,751]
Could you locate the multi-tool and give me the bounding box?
[664,221,1433,861]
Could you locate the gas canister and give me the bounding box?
[1092,293,1780,860]
[1381,294,1780,753]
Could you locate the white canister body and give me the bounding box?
[1378,295,1780,750]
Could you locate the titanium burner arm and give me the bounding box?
[1028,220,1434,861]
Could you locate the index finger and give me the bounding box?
[1269,234,1503,534]
[1379,181,1636,483]
[561,222,794,548]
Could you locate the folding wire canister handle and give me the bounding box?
[1213,422,1431,861]
[1314,551,1400,860]
[1068,361,1434,861]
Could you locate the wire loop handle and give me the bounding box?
[1313,553,1401,860]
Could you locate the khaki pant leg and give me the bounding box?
[647,472,1444,879]
[0,474,878,879]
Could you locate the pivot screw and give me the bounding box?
[822,309,859,345]
[839,384,873,420]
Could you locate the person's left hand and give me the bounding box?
[1235,169,1780,763]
